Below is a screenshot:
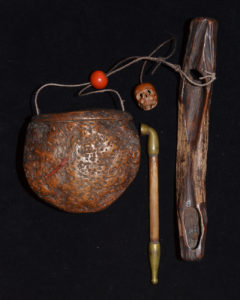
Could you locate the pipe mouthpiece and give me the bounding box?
[149,242,161,285]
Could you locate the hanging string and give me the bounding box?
[77,38,215,95]
[139,37,177,83]
[34,82,89,115]
[34,38,216,115]
[77,89,125,111]
[105,56,215,85]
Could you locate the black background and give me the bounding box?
[1,0,239,299]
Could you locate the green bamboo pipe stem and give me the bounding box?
[141,123,160,285]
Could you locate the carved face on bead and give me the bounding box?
[134,83,158,111]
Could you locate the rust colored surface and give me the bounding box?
[134,83,158,111]
[176,18,218,260]
[24,109,140,213]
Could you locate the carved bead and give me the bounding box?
[134,83,158,111]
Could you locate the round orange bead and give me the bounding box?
[90,70,108,89]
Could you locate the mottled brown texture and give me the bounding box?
[176,18,218,260]
[24,109,140,213]
[134,83,158,110]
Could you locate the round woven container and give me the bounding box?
[23,109,140,213]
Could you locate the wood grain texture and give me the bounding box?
[176,17,218,260]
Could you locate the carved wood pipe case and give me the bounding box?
[176,18,218,260]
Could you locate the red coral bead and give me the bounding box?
[90,70,108,89]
